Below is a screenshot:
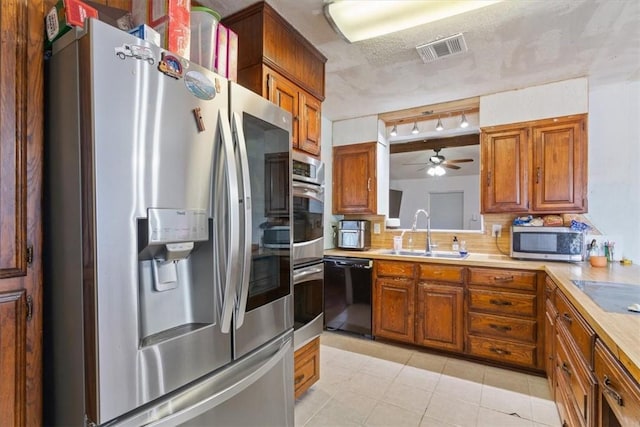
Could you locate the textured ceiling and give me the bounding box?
[203,0,640,123]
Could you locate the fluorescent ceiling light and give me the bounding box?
[324,0,502,43]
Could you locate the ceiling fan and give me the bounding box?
[403,148,474,170]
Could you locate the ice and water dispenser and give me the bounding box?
[137,208,214,345]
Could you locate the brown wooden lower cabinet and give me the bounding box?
[294,337,320,399]
[594,339,640,427]
[415,283,464,352]
[372,261,544,371]
[373,277,415,343]
[555,326,597,427]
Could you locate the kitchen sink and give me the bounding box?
[378,249,469,259]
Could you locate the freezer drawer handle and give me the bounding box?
[145,339,291,426]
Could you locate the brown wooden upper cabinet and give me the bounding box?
[333,142,377,214]
[264,67,322,156]
[222,2,326,158]
[481,114,587,214]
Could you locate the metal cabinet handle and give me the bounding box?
[367,177,371,191]
[489,324,512,332]
[561,362,571,377]
[489,299,513,306]
[493,275,514,282]
[603,375,624,406]
[295,374,305,385]
[486,171,491,187]
[490,347,511,356]
[536,167,541,184]
[561,313,573,324]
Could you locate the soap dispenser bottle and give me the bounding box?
[452,236,459,251]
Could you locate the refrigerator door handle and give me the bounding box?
[218,111,241,334]
[231,112,253,328]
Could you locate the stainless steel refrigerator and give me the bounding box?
[44,18,294,426]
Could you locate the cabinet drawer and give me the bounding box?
[376,260,415,278]
[294,337,320,399]
[594,339,640,427]
[556,290,595,367]
[468,312,536,343]
[468,288,536,318]
[418,264,464,284]
[555,327,596,427]
[469,268,537,291]
[556,368,586,427]
[467,335,536,367]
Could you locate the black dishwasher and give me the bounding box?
[323,256,373,337]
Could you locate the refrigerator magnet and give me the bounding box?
[158,52,183,79]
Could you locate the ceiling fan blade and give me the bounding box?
[402,162,429,166]
[417,166,428,172]
[447,158,474,163]
[443,164,461,170]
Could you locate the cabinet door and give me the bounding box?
[332,142,377,214]
[294,337,320,399]
[416,283,464,351]
[266,70,299,148]
[373,278,414,343]
[0,291,27,426]
[481,127,529,213]
[1,0,43,425]
[532,117,586,212]
[298,91,321,156]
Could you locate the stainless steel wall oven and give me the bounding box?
[291,151,325,350]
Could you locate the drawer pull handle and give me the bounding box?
[493,276,514,282]
[294,374,305,385]
[561,362,571,377]
[561,313,573,324]
[489,324,512,332]
[603,375,624,406]
[490,347,511,356]
[489,299,513,306]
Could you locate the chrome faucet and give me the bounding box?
[412,209,433,254]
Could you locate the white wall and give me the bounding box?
[586,80,640,263]
[322,116,338,248]
[480,77,588,126]
[390,175,481,231]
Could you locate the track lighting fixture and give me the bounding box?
[435,117,444,131]
[411,122,419,134]
[460,112,469,128]
[390,124,397,136]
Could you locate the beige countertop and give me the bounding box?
[324,248,640,383]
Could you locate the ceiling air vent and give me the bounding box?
[416,33,468,63]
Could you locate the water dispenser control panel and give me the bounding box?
[148,208,208,244]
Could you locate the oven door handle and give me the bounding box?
[293,265,324,284]
[293,182,324,202]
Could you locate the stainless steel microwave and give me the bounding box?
[511,226,585,262]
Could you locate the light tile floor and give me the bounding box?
[295,332,561,427]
